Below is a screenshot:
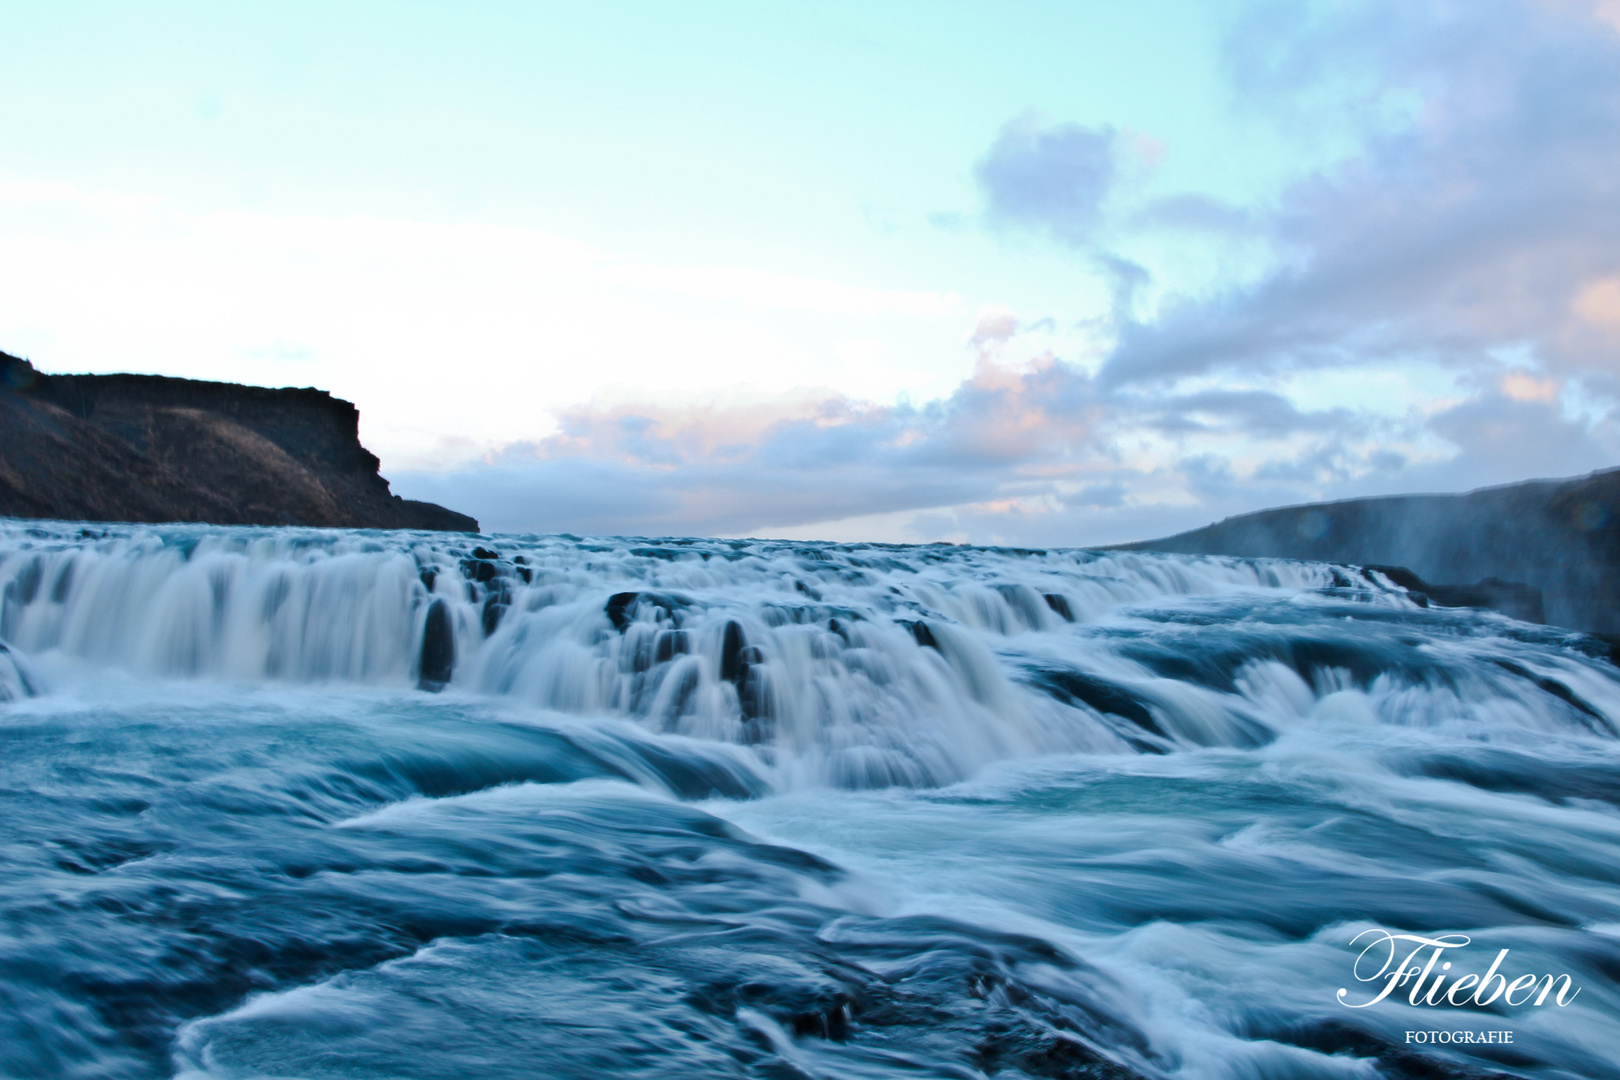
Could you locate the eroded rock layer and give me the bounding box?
[0,351,475,531]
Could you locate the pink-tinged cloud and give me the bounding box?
[398,0,1620,544]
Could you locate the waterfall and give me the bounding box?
[3,520,1613,789]
[5,518,1619,1079]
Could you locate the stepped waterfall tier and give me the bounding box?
[3,521,1618,1078]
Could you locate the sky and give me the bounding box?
[4,0,1620,543]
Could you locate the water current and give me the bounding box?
[2,521,1616,1079]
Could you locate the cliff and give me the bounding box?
[1114,469,1620,633]
[0,351,477,532]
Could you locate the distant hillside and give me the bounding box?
[1115,470,1620,634]
[0,351,476,532]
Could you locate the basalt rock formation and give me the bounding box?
[0,350,476,531]
[1116,469,1620,634]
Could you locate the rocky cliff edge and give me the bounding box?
[0,351,477,532]
[1114,470,1620,634]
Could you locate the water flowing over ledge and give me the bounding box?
[4,520,1614,789]
[4,520,1619,1079]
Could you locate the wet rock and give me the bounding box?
[460,559,498,584]
[0,349,478,531]
[9,559,42,606]
[1043,593,1075,622]
[906,620,940,651]
[1491,658,1612,731]
[737,645,769,725]
[663,663,700,721]
[606,591,690,632]
[418,599,455,691]
[1111,469,1617,631]
[654,630,692,663]
[625,625,657,674]
[50,562,74,603]
[606,592,639,632]
[481,586,510,636]
[1030,668,1166,741]
[720,621,748,683]
[1366,565,1544,623]
[471,546,501,561]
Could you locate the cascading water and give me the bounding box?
[3,519,1617,1079]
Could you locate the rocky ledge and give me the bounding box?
[0,351,476,532]
[1115,470,1620,634]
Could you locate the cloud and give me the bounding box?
[30,0,1609,549]
[1423,389,1615,485]
[1140,389,1360,439]
[387,0,1620,547]
[1098,0,1620,390]
[0,181,970,474]
[391,325,1432,542]
[974,116,1119,245]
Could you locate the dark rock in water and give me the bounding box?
[715,622,770,729]
[1491,658,1613,732]
[1428,578,1544,623]
[418,568,436,591]
[0,349,477,531]
[1043,593,1075,622]
[8,558,42,605]
[794,580,822,600]
[828,617,850,645]
[606,591,691,633]
[738,647,769,726]
[1364,564,1425,591]
[606,592,639,632]
[418,599,455,691]
[1364,565,1544,623]
[460,559,498,584]
[663,664,700,721]
[1111,467,1620,633]
[654,630,691,663]
[1031,668,1168,745]
[515,566,532,584]
[49,562,74,603]
[728,645,769,730]
[720,621,748,683]
[471,546,500,561]
[481,586,511,636]
[626,626,656,674]
[906,620,940,651]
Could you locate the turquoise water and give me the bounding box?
[2,523,1616,1078]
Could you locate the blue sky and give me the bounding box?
[4,1,1620,541]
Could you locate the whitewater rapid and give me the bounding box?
[2,521,1617,1079]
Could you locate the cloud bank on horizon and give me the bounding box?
[407,0,1620,541]
[4,0,1620,543]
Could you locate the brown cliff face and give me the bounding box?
[0,351,477,532]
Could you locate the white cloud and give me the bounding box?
[0,182,970,471]
[11,0,1620,547]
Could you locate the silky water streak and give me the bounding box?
[1,521,1617,1078]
